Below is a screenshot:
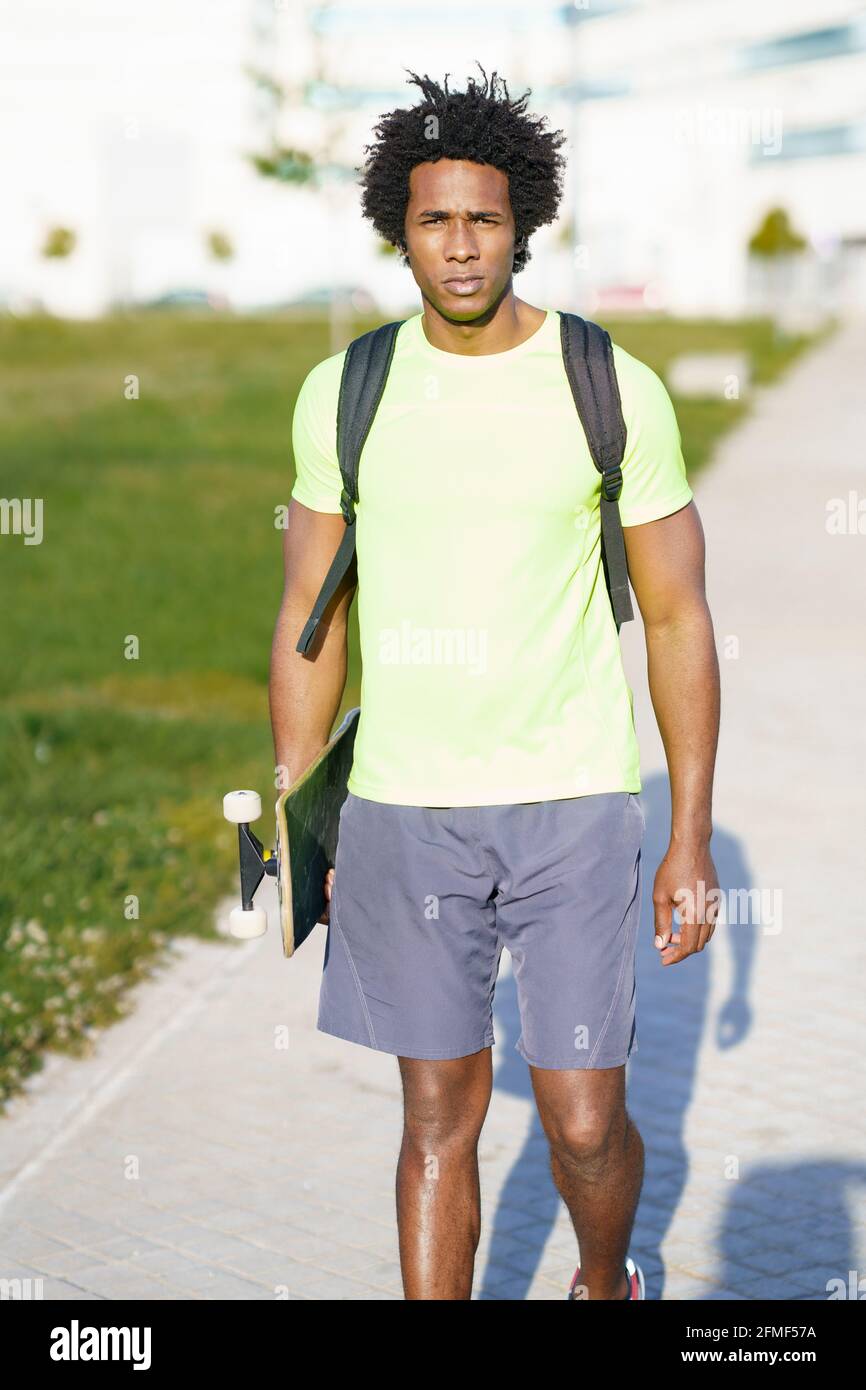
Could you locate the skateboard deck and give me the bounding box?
[275,706,360,956]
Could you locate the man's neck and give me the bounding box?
[420,291,547,357]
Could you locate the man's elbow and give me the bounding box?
[274,582,354,660]
[640,587,713,640]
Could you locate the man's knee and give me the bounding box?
[399,1054,491,1154]
[544,1101,630,1169]
[532,1065,631,1167]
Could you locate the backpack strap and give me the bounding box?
[296,319,404,654]
[558,311,634,629]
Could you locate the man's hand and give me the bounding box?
[318,867,335,926]
[653,841,720,965]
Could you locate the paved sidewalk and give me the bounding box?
[2,322,865,1300]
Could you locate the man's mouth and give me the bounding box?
[443,276,484,296]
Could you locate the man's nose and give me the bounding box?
[444,223,480,262]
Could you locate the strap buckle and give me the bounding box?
[340,487,356,524]
[601,464,623,502]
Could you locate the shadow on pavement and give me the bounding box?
[705,1158,866,1301]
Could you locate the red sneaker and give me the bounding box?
[567,1255,645,1300]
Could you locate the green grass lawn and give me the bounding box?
[0,309,820,1105]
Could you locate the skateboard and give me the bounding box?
[223,707,360,956]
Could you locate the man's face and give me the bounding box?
[402,159,517,321]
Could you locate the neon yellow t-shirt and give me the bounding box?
[290,308,692,806]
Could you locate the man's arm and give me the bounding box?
[624,499,721,965]
[268,499,356,785]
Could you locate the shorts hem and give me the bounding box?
[317,1021,495,1061]
[515,1040,639,1070]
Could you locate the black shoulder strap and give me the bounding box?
[296,320,403,655]
[558,311,634,629]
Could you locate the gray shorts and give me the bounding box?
[318,790,645,1069]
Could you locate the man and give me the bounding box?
[270,66,720,1301]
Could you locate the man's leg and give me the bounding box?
[476,792,645,1298]
[531,1063,644,1299]
[396,1050,494,1300]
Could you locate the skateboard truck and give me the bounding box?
[222,790,276,938]
[223,708,360,957]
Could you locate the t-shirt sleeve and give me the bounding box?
[290,357,344,514]
[612,346,693,527]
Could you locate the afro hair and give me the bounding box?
[358,63,568,275]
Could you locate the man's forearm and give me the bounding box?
[644,599,720,846]
[268,592,349,787]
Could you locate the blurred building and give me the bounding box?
[556,0,866,320]
[2,0,864,318]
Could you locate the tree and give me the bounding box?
[206,230,235,263]
[748,207,807,259]
[41,226,77,259]
[747,208,810,336]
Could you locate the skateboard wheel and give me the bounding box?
[223,790,262,824]
[229,906,268,939]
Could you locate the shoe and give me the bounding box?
[567,1255,645,1300]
